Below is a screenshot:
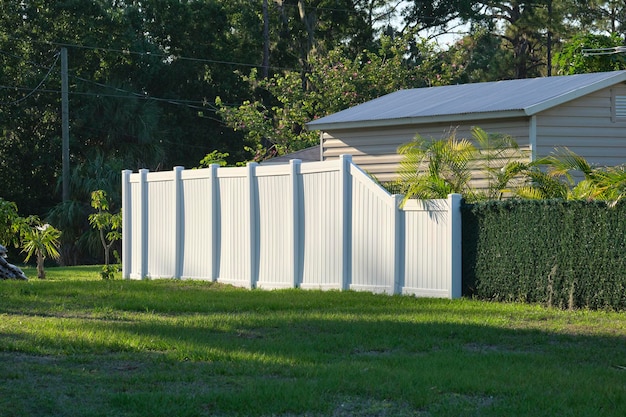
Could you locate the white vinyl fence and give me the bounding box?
[121,155,462,298]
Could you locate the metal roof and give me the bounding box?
[307,70,626,131]
[261,145,321,164]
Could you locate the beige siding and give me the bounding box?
[322,118,531,182]
[536,86,626,167]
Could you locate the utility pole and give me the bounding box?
[61,47,70,202]
[262,0,270,78]
[547,0,552,76]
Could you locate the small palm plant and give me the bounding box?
[397,130,476,203]
[520,147,626,205]
[15,216,61,279]
[397,127,527,203]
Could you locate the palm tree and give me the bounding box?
[16,216,61,279]
[397,127,528,203]
[514,147,626,205]
[398,130,476,203]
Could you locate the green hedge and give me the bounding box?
[462,199,626,310]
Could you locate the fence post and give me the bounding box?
[208,164,219,282]
[121,170,132,279]
[290,159,302,288]
[339,154,352,290]
[392,194,404,295]
[173,166,184,279]
[247,162,259,289]
[448,193,462,298]
[139,169,149,279]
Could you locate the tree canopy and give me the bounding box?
[1,0,626,263]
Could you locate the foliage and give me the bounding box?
[0,198,20,247]
[443,28,513,84]
[397,128,626,206]
[217,35,463,161]
[99,250,121,280]
[47,153,123,265]
[398,132,477,201]
[462,199,626,310]
[517,147,626,204]
[198,150,230,168]
[88,190,122,266]
[397,127,527,203]
[13,216,61,279]
[3,0,626,266]
[555,33,626,75]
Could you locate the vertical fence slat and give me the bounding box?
[173,166,184,279]
[139,168,149,279]
[122,170,132,279]
[290,159,302,287]
[208,164,219,281]
[340,155,352,290]
[448,193,462,298]
[247,162,259,289]
[393,194,404,295]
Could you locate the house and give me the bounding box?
[306,70,626,182]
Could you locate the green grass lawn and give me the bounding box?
[1,266,625,417]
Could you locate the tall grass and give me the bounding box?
[1,266,625,416]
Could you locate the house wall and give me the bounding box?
[321,118,531,182]
[535,85,626,167]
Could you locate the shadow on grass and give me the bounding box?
[1,303,625,416]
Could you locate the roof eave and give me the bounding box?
[307,110,528,131]
[524,72,626,115]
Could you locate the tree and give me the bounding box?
[398,132,477,202]
[15,216,61,279]
[400,0,480,33]
[520,147,626,203]
[0,198,20,248]
[397,127,527,203]
[88,190,122,266]
[443,28,512,83]
[555,33,626,75]
[575,0,626,38]
[217,35,463,161]
[475,1,557,78]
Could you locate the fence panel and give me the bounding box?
[299,161,344,290]
[122,157,462,299]
[349,164,399,294]
[215,167,252,287]
[144,171,177,278]
[180,169,214,280]
[402,194,462,298]
[256,164,296,289]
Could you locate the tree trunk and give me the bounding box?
[37,252,45,279]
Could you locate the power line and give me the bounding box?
[68,73,220,112]
[4,35,298,72]
[0,81,233,114]
[0,51,60,105]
